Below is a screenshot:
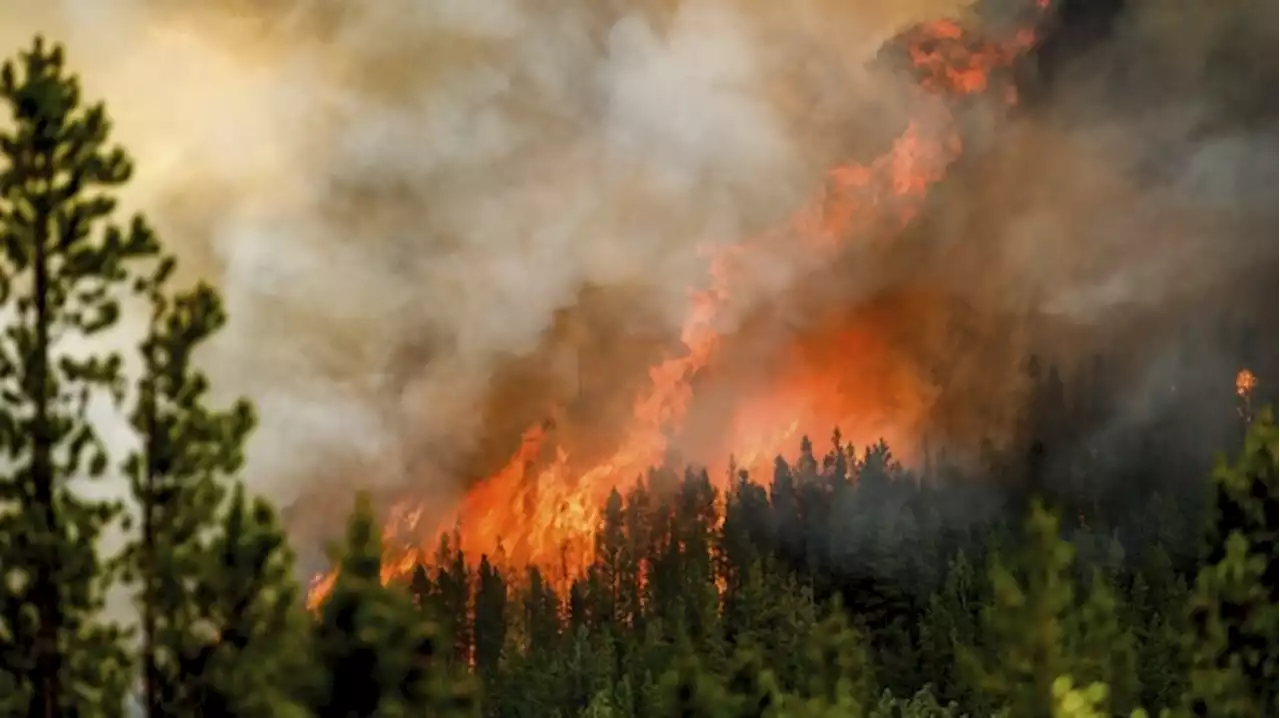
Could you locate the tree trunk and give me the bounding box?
[31,139,62,718]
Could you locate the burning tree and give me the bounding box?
[305,2,1053,610]
[309,492,479,717]
[1235,368,1257,423]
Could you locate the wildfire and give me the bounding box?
[307,6,1049,611]
[1236,367,1258,421]
[1236,368,1258,399]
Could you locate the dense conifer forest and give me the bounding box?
[0,20,1276,718]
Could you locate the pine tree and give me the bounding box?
[311,493,479,717]
[173,486,312,716]
[658,651,731,718]
[0,36,153,716]
[473,554,507,682]
[1127,541,1190,710]
[120,242,308,714]
[675,468,720,650]
[959,501,1076,718]
[917,551,981,706]
[717,646,781,718]
[1071,570,1140,715]
[1179,412,1278,717]
[426,530,473,670]
[789,602,876,716]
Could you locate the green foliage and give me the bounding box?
[0,36,316,715]
[1049,676,1110,718]
[0,35,154,716]
[866,687,962,718]
[1128,549,1190,709]
[153,485,310,716]
[957,501,1151,717]
[959,501,1077,717]
[390,412,1267,718]
[917,550,981,705]
[658,653,731,718]
[121,230,307,714]
[1178,413,1278,717]
[1072,570,1141,714]
[310,493,480,717]
[795,604,876,713]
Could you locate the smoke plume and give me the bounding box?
[1,0,1274,577]
[911,0,1277,456]
[0,0,987,546]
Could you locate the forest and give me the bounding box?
[0,13,1277,718]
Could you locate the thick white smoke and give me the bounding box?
[0,0,973,549]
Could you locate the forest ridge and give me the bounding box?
[0,34,1276,718]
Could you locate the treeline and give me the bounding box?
[0,37,1275,718]
[395,418,1277,718]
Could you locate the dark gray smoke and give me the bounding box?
[867,0,1276,462]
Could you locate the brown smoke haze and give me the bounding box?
[0,0,1274,571]
[918,0,1278,442]
[0,0,973,534]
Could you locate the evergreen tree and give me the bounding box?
[0,36,151,716]
[1179,412,1278,717]
[788,602,877,716]
[169,486,311,716]
[120,241,308,714]
[917,551,981,705]
[659,652,729,718]
[310,493,479,717]
[959,501,1076,718]
[473,554,507,682]
[675,468,721,650]
[1071,570,1140,715]
[719,646,781,718]
[594,488,627,627]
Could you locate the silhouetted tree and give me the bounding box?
[0,36,150,716]
[310,493,478,717]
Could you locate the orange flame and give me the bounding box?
[1235,367,1257,422]
[307,10,1046,611]
[1236,368,1257,399]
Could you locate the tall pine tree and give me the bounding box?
[1179,411,1278,717]
[123,238,308,715]
[959,501,1077,718]
[0,36,152,716]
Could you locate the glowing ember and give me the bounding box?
[1235,367,1258,422]
[1236,368,1258,399]
[307,7,1047,611]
